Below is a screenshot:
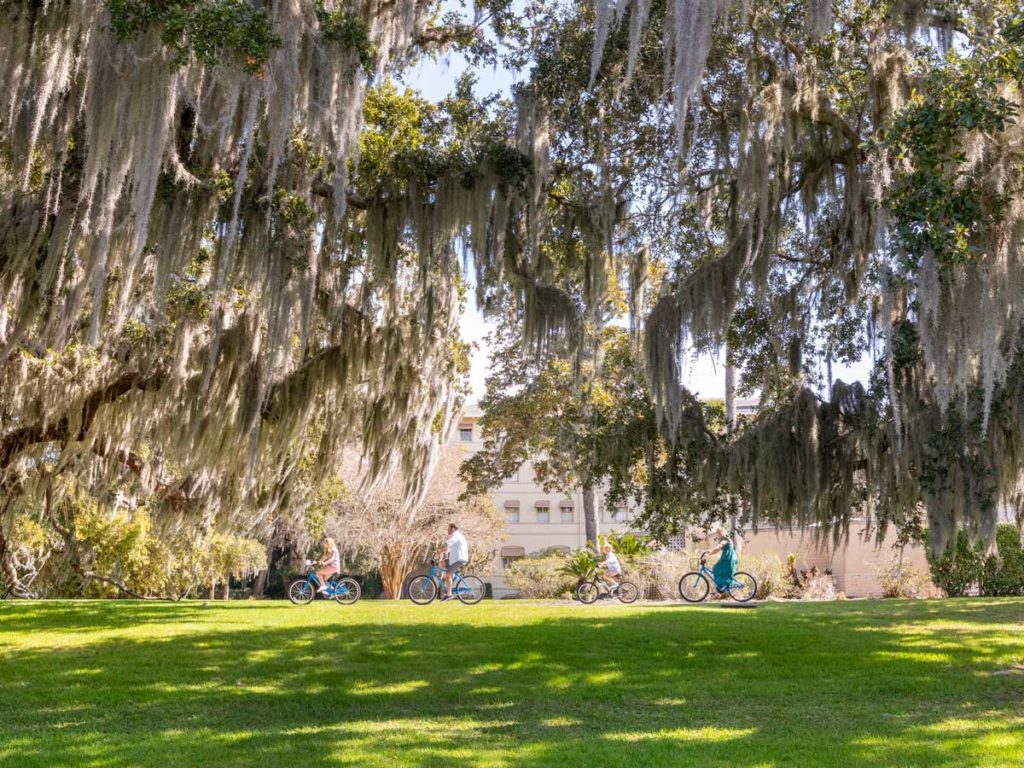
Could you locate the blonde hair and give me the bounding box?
[324,537,338,553]
[602,542,612,552]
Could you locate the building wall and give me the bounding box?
[455,409,930,598]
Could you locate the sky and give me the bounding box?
[399,27,873,403]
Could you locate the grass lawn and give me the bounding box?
[1,599,1023,767]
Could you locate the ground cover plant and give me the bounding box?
[1,599,1022,767]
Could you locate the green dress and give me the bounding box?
[712,539,738,591]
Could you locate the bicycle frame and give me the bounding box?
[592,573,620,594]
[423,563,474,595]
[304,571,355,598]
[692,561,743,593]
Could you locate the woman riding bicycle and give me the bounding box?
[314,537,341,593]
[705,525,739,592]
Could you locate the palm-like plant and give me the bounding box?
[557,548,599,584]
[602,531,653,557]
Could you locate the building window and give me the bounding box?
[560,505,574,523]
[536,507,550,524]
[459,427,473,442]
[607,507,627,524]
[500,546,526,570]
[505,507,520,524]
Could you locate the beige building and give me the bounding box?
[454,405,623,595]
[455,404,930,598]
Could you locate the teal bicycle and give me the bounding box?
[678,551,757,603]
[288,561,362,605]
[406,560,485,605]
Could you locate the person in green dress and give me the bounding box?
[707,526,739,592]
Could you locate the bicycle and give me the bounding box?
[678,552,757,603]
[576,572,639,604]
[288,562,361,605]
[406,560,485,605]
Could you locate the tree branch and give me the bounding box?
[0,369,166,471]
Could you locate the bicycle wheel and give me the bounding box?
[455,575,485,605]
[616,581,639,603]
[576,581,600,604]
[288,579,315,605]
[333,578,361,605]
[678,572,710,603]
[407,576,438,605]
[727,572,757,603]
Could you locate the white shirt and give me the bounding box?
[603,552,621,573]
[447,530,469,563]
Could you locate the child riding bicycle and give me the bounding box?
[597,542,622,592]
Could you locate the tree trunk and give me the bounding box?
[725,361,736,430]
[252,569,268,598]
[222,581,230,600]
[380,552,408,599]
[583,486,598,549]
[209,578,216,600]
[252,537,277,598]
[0,519,16,594]
[724,357,743,556]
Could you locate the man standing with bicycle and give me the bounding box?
[438,523,469,602]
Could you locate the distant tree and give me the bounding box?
[329,446,503,599]
[462,318,715,546]
[200,534,267,600]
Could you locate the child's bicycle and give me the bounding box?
[406,560,485,605]
[288,562,361,605]
[576,573,639,604]
[678,552,757,603]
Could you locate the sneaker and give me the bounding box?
[441,594,454,602]
[317,585,328,594]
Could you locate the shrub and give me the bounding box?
[630,550,692,599]
[602,531,654,557]
[980,524,1024,597]
[800,571,838,601]
[557,548,598,584]
[926,529,984,596]
[777,554,837,600]
[742,554,793,600]
[504,555,577,599]
[876,555,939,599]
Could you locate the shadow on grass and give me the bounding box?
[0,599,211,635]
[0,599,1022,767]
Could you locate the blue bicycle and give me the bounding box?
[678,552,757,603]
[406,560,485,605]
[289,563,361,605]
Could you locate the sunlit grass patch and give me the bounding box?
[602,726,757,743]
